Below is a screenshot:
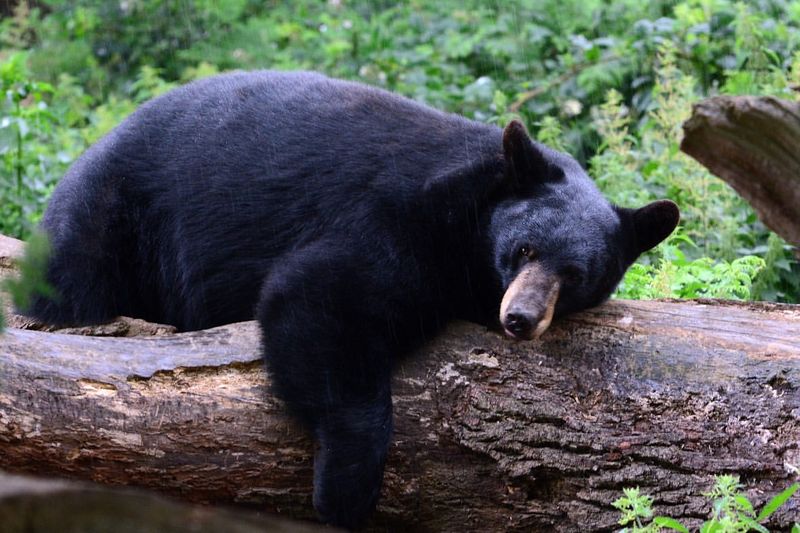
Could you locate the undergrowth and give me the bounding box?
[0,0,798,305]
[614,476,799,533]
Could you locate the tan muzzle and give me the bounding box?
[499,262,560,340]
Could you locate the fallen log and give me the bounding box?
[681,95,800,248]
[0,234,24,324]
[1,234,800,530]
[0,471,330,533]
[1,297,799,530]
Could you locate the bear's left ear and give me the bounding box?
[502,120,548,186]
[620,199,680,257]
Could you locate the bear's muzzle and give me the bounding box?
[500,262,561,340]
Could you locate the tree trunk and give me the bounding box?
[1,293,799,530]
[0,471,329,533]
[681,95,800,249]
[1,234,24,325]
[2,234,799,530]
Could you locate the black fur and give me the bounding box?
[26,71,678,529]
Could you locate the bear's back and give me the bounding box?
[40,71,501,330]
[99,71,499,225]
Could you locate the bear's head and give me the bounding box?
[490,121,679,340]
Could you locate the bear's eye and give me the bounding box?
[517,245,535,260]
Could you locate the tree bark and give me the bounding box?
[0,471,330,533]
[681,95,800,249]
[1,296,799,531]
[0,234,23,319]
[2,234,800,530]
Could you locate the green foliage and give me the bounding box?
[616,233,766,300]
[614,477,799,533]
[589,42,798,302]
[535,115,568,152]
[614,488,654,532]
[0,52,58,237]
[755,482,799,523]
[0,0,798,302]
[613,487,690,532]
[0,231,54,332]
[3,230,54,312]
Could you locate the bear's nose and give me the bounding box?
[504,312,534,339]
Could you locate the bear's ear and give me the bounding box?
[502,120,548,186]
[621,200,680,256]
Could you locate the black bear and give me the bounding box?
[27,71,679,529]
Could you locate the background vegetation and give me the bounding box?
[0,0,798,302]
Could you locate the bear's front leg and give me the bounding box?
[312,393,392,528]
[257,242,396,529]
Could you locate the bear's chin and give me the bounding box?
[502,320,553,341]
[503,328,523,340]
[502,327,533,341]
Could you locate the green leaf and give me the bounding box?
[653,516,689,532]
[740,518,769,533]
[757,483,799,521]
[2,232,56,312]
[790,523,799,533]
[734,494,754,515]
[641,160,660,176]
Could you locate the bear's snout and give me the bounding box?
[500,263,561,341]
[504,311,536,339]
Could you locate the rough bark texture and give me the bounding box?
[0,234,23,323]
[1,301,798,531]
[1,234,176,336]
[681,95,800,248]
[0,471,331,533]
[1,234,799,531]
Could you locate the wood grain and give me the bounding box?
[1,234,799,530]
[682,95,800,248]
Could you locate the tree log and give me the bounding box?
[1,234,799,530]
[0,234,24,324]
[1,296,799,530]
[0,471,330,533]
[681,95,800,248]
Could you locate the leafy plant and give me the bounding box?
[614,477,800,533]
[614,487,689,533]
[0,231,54,333]
[616,232,766,300]
[0,0,798,301]
[0,53,58,238]
[589,42,798,303]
